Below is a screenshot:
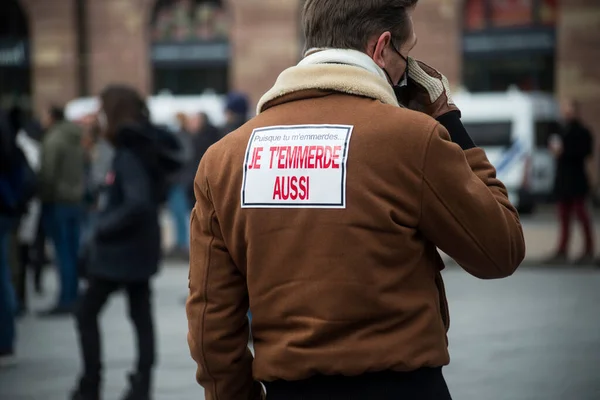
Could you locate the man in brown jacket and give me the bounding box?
[186,1,526,399]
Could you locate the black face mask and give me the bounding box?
[382,43,409,105]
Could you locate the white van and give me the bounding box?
[65,91,227,130]
[453,88,560,214]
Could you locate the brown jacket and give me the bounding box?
[187,61,525,400]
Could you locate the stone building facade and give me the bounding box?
[1,0,599,138]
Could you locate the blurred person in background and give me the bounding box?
[86,114,116,197]
[78,117,104,279]
[184,112,220,206]
[0,109,18,367]
[20,118,48,295]
[166,112,194,259]
[186,0,525,399]
[222,91,249,136]
[8,106,42,316]
[72,85,183,400]
[178,111,221,305]
[38,105,85,316]
[9,115,51,295]
[0,109,36,366]
[546,100,595,265]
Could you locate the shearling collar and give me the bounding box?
[257,50,399,114]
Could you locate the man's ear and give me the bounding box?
[370,31,393,69]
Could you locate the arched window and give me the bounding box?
[150,0,230,95]
[0,0,31,111]
[462,0,557,93]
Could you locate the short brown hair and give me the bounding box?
[302,0,418,53]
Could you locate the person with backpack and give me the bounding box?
[71,85,184,400]
[38,105,86,316]
[0,109,36,366]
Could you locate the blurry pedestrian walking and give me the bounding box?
[0,109,36,366]
[546,100,595,265]
[186,1,525,399]
[178,112,221,304]
[72,85,183,400]
[10,106,43,315]
[38,105,86,316]
[165,113,194,260]
[20,119,49,293]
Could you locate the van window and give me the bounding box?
[462,122,512,147]
[535,120,561,148]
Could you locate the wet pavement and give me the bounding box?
[1,262,600,400]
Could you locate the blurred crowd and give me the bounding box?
[0,85,249,399]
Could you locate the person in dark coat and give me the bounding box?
[221,91,249,136]
[547,100,595,264]
[165,113,193,259]
[0,109,19,366]
[22,119,49,295]
[72,85,181,400]
[0,108,36,365]
[184,112,221,205]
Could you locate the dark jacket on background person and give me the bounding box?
[184,116,221,203]
[554,120,594,201]
[168,128,194,187]
[39,120,85,204]
[90,125,162,282]
[0,110,14,174]
[89,123,183,282]
[23,120,44,142]
[187,61,525,399]
[0,110,35,216]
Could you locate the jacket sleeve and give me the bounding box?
[417,122,526,279]
[94,151,153,239]
[186,160,262,400]
[38,134,62,200]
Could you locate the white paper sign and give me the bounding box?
[241,125,353,208]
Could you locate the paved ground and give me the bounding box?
[2,261,600,400]
[517,206,600,262]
